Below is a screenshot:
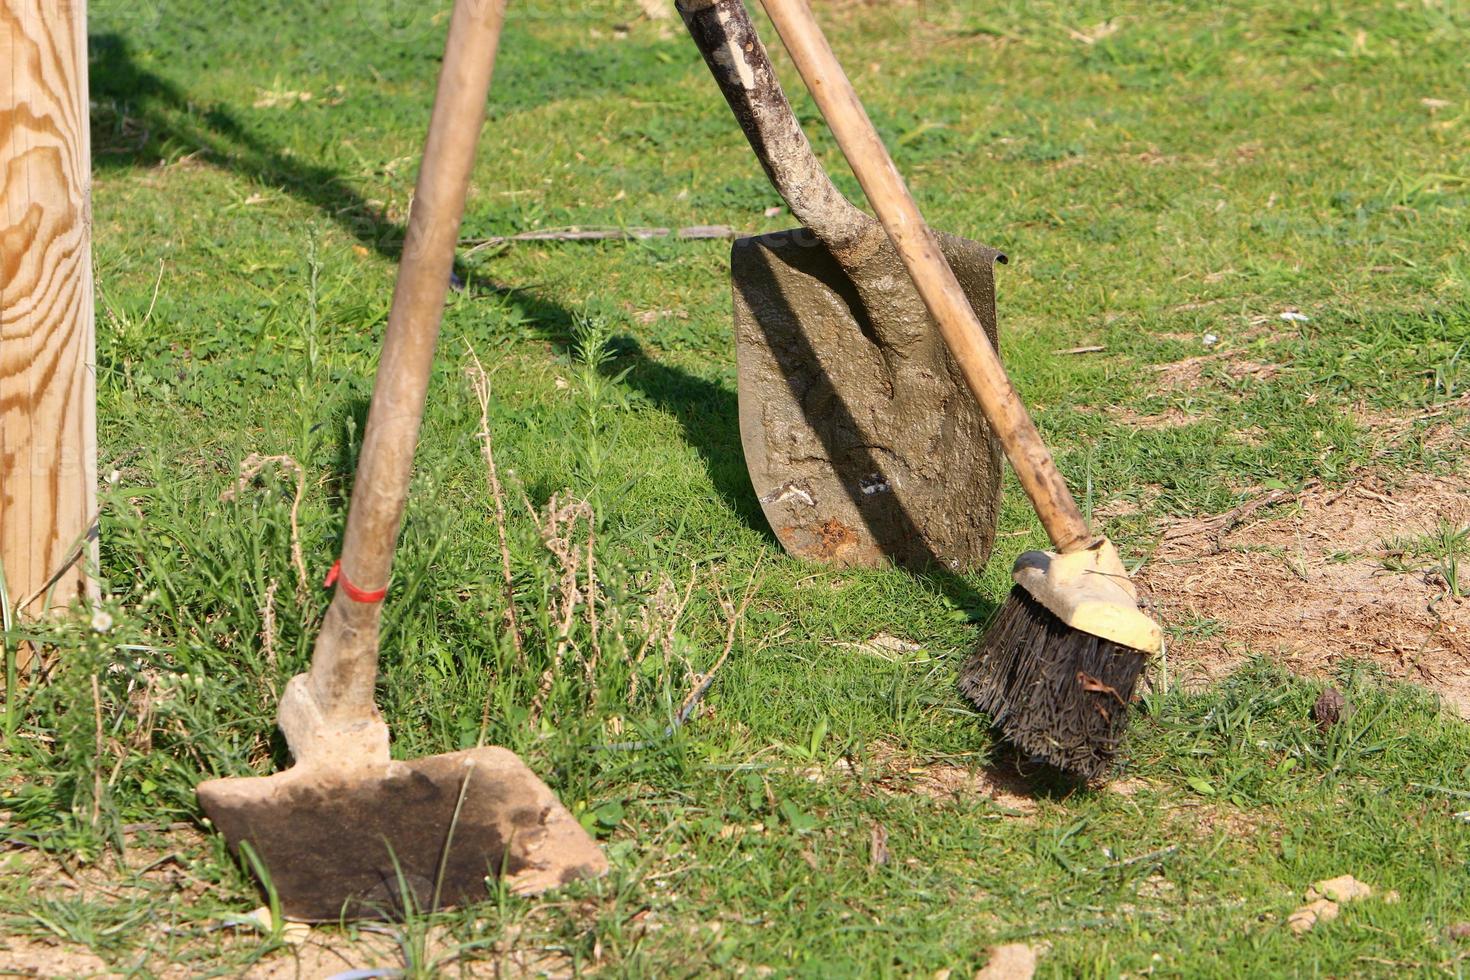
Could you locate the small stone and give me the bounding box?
[974,943,1038,979]
[232,907,308,944]
[281,922,311,946]
[241,907,273,931]
[1313,687,1347,731]
[1309,874,1372,903]
[1288,898,1339,935]
[1448,922,1470,941]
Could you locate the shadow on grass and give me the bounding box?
[88,30,993,620]
[91,32,406,256]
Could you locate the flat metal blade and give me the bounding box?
[197,746,606,921]
[731,228,1004,571]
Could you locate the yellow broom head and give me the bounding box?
[1010,538,1161,655]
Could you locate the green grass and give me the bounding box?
[1381,521,1470,598]
[4,0,1470,975]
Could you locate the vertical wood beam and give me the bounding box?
[1,0,97,654]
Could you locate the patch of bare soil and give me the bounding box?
[859,742,1040,815]
[1105,777,1155,797]
[1139,468,1470,714]
[1148,311,1309,390]
[241,929,403,980]
[1094,485,1165,523]
[1153,352,1280,389]
[1180,801,1275,839]
[1354,392,1470,451]
[1109,406,1201,430]
[2,939,113,979]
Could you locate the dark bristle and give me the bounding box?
[959,585,1149,780]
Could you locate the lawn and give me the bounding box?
[3,0,1470,976]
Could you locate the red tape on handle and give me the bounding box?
[324,560,388,604]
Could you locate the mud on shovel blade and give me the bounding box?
[196,0,606,922]
[680,0,1005,572]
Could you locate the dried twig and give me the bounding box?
[628,565,698,706]
[585,525,602,686]
[869,822,890,867]
[1159,485,1309,554]
[16,510,99,615]
[602,560,762,751]
[221,453,310,603]
[260,579,279,674]
[529,494,596,725]
[91,674,105,826]
[1054,345,1106,355]
[674,565,759,721]
[461,224,738,256]
[465,347,524,671]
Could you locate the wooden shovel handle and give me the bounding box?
[677,0,872,257]
[757,0,1092,554]
[306,0,508,720]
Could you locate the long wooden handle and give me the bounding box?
[305,0,508,721]
[758,0,1091,554]
[677,0,872,257]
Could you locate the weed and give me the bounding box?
[1381,520,1470,597]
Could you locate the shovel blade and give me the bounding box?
[732,228,1004,571]
[197,746,607,921]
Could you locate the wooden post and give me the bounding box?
[1,0,97,656]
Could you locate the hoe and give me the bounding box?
[197,0,607,921]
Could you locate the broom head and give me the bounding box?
[959,539,1162,779]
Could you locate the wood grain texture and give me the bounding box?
[1,0,97,636]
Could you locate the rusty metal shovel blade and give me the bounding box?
[732,227,1004,571]
[197,745,607,922]
[682,0,1004,572]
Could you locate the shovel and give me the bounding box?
[197,0,607,922]
[679,0,1005,572]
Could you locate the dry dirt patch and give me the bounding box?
[1139,469,1470,713]
[897,763,1040,814]
[1148,311,1307,390]
[1109,406,1202,430]
[1153,352,1281,390]
[850,742,1040,816]
[2,939,113,979]
[1353,392,1470,452]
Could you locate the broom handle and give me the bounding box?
[305,0,508,720]
[758,0,1092,554]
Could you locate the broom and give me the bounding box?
[758,0,1163,778]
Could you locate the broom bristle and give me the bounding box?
[959,585,1149,780]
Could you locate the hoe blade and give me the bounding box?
[732,229,1005,571]
[197,746,607,922]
